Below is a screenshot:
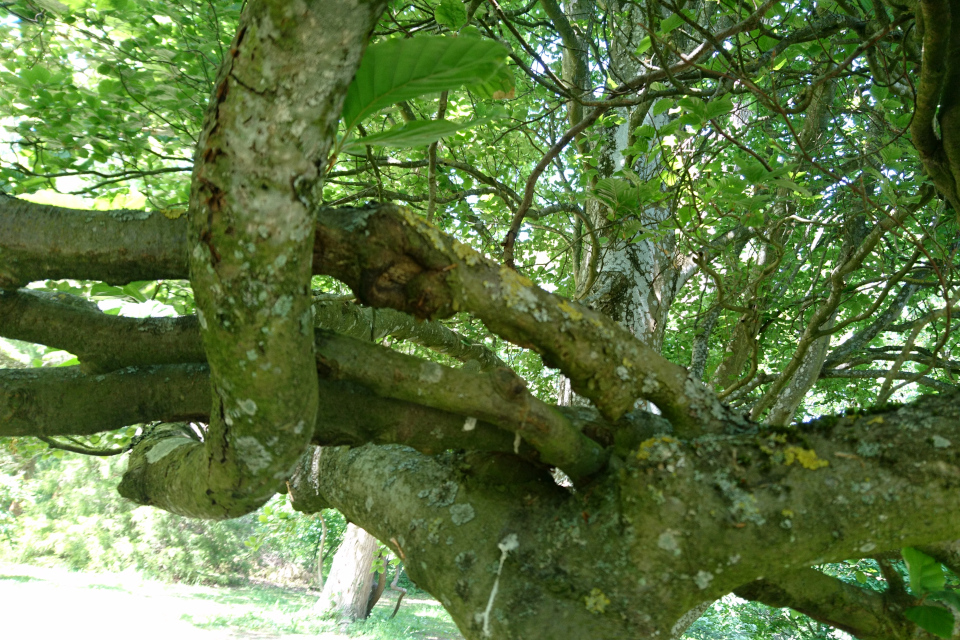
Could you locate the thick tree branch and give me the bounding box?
[286,389,960,639]
[0,362,583,467]
[119,0,386,519]
[315,330,607,479]
[910,0,960,210]
[0,288,204,373]
[0,194,189,288]
[0,287,600,474]
[311,204,743,435]
[313,298,506,371]
[0,285,503,375]
[735,568,920,640]
[0,364,209,436]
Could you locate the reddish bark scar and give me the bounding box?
[200,230,222,265]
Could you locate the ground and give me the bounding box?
[0,563,463,640]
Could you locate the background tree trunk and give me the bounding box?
[315,523,378,620]
[363,551,388,618]
[316,511,328,590]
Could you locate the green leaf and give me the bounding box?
[930,590,960,611]
[905,606,955,638]
[704,94,735,120]
[469,63,515,100]
[341,118,490,153]
[90,283,127,299]
[769,178,811,197]
[855,570,867,583]
[659,12,686,34]
[22,66,53,87]
[122,282,148,302]
[879,144,902,164]
[435,0,467,29]
[678,96,707,120]
[737,160,767,184]
[594,178,641,215]
[741,210,764,227]
[652,99,673,116]
[904,547,947,594]
[340,36,509,136]
[870,84,889,101]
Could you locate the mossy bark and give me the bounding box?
[119,0,387,519]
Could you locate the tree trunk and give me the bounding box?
[363,551,388,618]
[315,522,378,620]
[316,511,328,590]
[388,563,407,619]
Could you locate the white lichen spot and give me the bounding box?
[234,436,273,474]
[657,530,681,556]
[274,254,288,269]
[145,437,193,464]
[513,432,522,454]
[932,435,952,449]
[859,542,876,553]
[694,570,714,590]
[450,503,475,526]
[419,361,443,384]
[616,366,631,381]
[463,417,477,432]
[365,496,374,511]
[272,295,293,317]
[246,350,258,361]
[728,554,741,565]
[197,309,208,330]
[238,398,257,415]
[293,420,305,435]
[641,374,660,394]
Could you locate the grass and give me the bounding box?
[0,562,463,639]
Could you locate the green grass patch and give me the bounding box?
[182,588,463,639]
[0,574,38,583]
[0,563,462,639]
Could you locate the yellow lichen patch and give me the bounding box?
[452,240,482,266]
[781,509,794,518]
[783,446,829,470]
[159,208,187,220]
[867,416,884,425]
[497,267,539,311]
[557,299,583,321]
[636,436,679,460]
[584,588,611,614]
[399,205,447,249]
[499,266,533,288]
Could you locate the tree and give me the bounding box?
[315,522,379,620]
[2,0,960,638]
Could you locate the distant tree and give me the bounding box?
[315,523,379,621]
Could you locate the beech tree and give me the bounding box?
[2,0,960,638]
